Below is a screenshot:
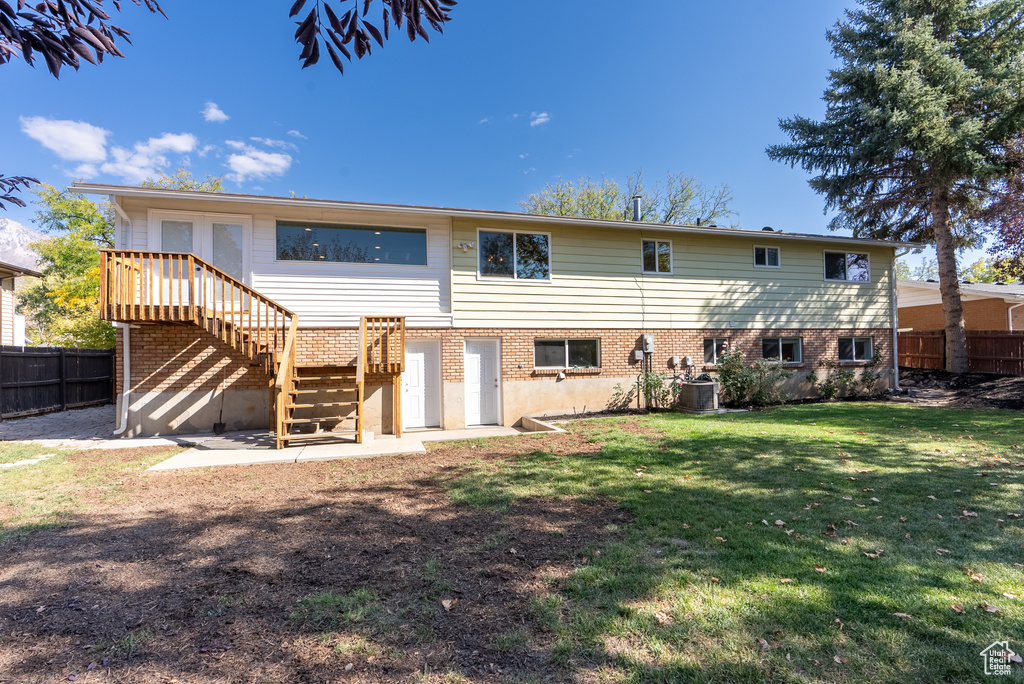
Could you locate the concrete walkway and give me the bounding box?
[148,426,531,471]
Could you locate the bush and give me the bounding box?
[715,344,792,407]
[715,344,754,406]
[805,351,884,400]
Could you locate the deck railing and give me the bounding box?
[361,316,406,375]
[100,250,297,375]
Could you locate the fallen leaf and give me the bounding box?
[814,564,826,572]
[834,655,849,664]
[762,520,770,526]
[715,536,727,543]
[758,638,770,650]
[441,598,457,611]
[870,497,881,503]
[963,511,979,517]
[775,520,786,527]
[927,495,937,500]
[784,529,795,536]
[936,548,951,555]
[780,578,794,584]
[983,601,1002,614]
[682,523,689,529]
[655,610,673,625]
[952,603,966,614]
[710,576,720,583]
[970,573,984,583]
[892,612,913,619]
[864,551,882,559]
[1002,593,1017,599]
[842,496,853,501]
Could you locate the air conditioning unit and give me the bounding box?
[676,381,721,413]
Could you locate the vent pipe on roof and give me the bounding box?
[631,195,642,222]
[762,226,774,231]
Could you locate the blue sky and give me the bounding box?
[0,1,984,267]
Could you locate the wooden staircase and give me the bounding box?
[100,250,405,450]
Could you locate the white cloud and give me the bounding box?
[512,114,520,119]
[251,136,298,151]
[203,102,229,123]
[286,129,307,139]
[225,143,292,182]
[477,117,491,125]
[518,153,528,159]
[197,144,215,158]
[100,132,198,183]
[530,111,551,127]
[73,164,99,179]
[20,116,110,162]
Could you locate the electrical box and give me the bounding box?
[642,334,655,353]
[633,349,645,362]
[683,355,693,367]
[669,355,680,367]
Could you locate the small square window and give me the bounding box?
[704,338,728,365]
[642,239,672,274]
[824,251,870,282]
[754,246,780,268]
[762,338,802,364]
[838,337,873,361]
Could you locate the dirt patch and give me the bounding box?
[895,367,1024,410]
[0,433,629,683]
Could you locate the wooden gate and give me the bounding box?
[0,346,114,419]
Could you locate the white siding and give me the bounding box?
[120,197,452,327]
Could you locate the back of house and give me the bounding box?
[76,183,911,441]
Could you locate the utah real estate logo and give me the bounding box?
[980,641,1020,676]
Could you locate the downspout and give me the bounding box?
[891,248,911,391]
[112,323,135,435]
[1009,301,1023,332]
[111,197,134,435]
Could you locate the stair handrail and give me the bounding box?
[274,315,300,449]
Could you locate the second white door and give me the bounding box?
[465,339,500,425]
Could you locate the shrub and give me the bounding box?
[715,343,753,406]
[805,351,884,400]
[715,344,792,407]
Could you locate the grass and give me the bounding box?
[290,588,383,627]
[447,403,1024,683]
[0,441,183,541]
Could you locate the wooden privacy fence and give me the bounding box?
[898,331,1024,376]
[0,346,114,419]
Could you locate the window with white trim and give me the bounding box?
[534,339,600,368]
[704,338,728,365]
[762,337,802,364]
[642,239,672,274]
[754,245,780,268]
[838,337,873,361]
[479,230,550,280]
[824,251,870,282]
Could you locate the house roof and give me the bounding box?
[0,260,43,279]
[71,182,926,251]
[898,279,1024,299]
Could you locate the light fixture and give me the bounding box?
[374,245,380,249]
[374,231,381,235]
[304,227,312,232]
[313,242,319,247]
[457,241,475,252]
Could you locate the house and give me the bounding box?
[74,183,915,445]
[898,279,1024,331]
[0,260,42,346]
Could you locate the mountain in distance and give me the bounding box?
[0,217,44,270]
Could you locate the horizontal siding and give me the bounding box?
[119,197,453,328]
[452,218,895,329]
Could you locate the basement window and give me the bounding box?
[703,338,728,365]
[762,337,802,364]
[276,221,427,265]
[838,337,873,362]
[534,339,600,369]
[824,251,870,282]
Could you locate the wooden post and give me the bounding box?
[58,347,67,412]
[393,374,402,438]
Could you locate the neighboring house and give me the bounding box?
[75,183,916,443]
[0,260,42,347]
[898,279,1024,331]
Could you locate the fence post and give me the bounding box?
[59,347,67,412]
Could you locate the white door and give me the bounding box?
[403,340,441,429]
[465,339,500,425]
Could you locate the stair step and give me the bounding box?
[279,430,361,443]
[290,387,357,395]
[287,401,358,409]
[283,415,357,425]
[294,374,358,382]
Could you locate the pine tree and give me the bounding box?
[767,0,1024,372]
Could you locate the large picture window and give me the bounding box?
[824,251,870,282]
[534,339,599,368]
[276,221,427,265]
[479,230,550,280]
[762,337,802,364]
[838,337,873,361]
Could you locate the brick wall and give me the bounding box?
[128,323,270,393]
[901,300,1014,331]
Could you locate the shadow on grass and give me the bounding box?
[445,403,1024,683]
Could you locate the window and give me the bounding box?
[824,251,870,282]
[754,245,780,268]
[838,337,873,361]
[276,221,427,265]
[704,338,728,365]
[762,337,802,364]
[534,339,600,368]
[479,230,550,280]
[642,239,672,274]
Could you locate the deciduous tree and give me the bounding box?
[767,0,1024,372]
[520,171,737,227]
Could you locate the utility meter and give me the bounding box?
[642,334,655,353]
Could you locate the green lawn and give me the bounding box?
[447,403,1024,683]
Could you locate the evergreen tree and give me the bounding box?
[767,0,1024,372]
